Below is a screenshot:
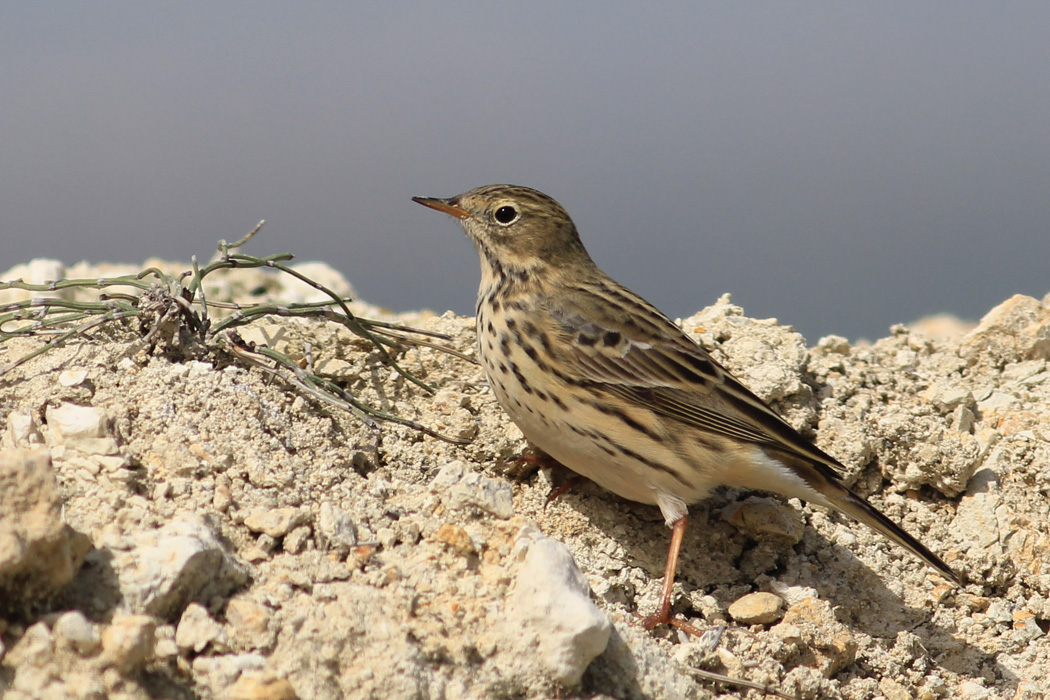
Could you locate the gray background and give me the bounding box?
[3,3,1048,342]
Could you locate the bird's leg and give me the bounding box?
[641,515,706,637]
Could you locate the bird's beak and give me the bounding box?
[412,196,474,220]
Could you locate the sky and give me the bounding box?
[3,3,1048,342]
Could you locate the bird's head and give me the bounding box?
[413,185,592,276]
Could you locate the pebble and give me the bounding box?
[44,403,107,444]
[111,515,249,620]
[58,369,89,387]
[0,449,88,608]
[727,592,784,625]
[100,614,156,672]
[316,502,358,555]
[225,598,273,651]
[228,675,300,700]
[284,525,312,554]
[956,680,992,700]
[508,526,611,686]
[430,460,515,519]
[722,496,804,543]
[176,602,226,653]
[243,508,307,538]
[193,652,267,692]
[434,523,475,555]
[6,409,44,447]
[775,598,857,677]
[52,611,101,655]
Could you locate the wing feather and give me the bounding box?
[541,285,844,474]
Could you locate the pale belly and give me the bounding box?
[478,338,713,511]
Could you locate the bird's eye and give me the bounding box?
[493,205,519,225]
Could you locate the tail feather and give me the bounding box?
[822,483,959,584]
[756,448,959,583]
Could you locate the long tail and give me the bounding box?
[745,448,960,583]
[822,482,959,584]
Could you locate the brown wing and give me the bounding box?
[540,280,846,476]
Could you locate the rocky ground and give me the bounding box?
[1,257,1048,700]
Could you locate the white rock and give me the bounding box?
[101,614,156,672]
[111,515,249,620]
[192,652,267,692]
[508,526,611,686]
[5,409,44,448]
[58,369,89,387]
[431,460,515,519]
[44,403,107,444]
[0,449,88,607]
[316,502,357,555]
[52,610,101,655]
[243,508,307,538]
[176,602,227,653]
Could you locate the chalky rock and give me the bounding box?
[959,294,1050,367]
[315,502,357,555]
[508,526,611,686]
[728,592,785,625]
[430,460,515,519]
[111,515,249,621]
[101,614,157,672]
[44,403,108,444]
[0,449,89,611]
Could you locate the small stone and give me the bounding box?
[256,534,277,554]
[430,460,515,519]
[956,680,992,700]
[244,508,307,538]
[58,369,89,387]
[228,675,300,700]
[52,610,101,655]
[921,383,974,411]
[193,652,268,695]
[283,525,311,554]
[101,614,156,672]
[1012,610,1044,642]
[111,515,249,621]
[728,592,784,625]
[376,527,397,550]
[0,449,89,610]
[176,602,226,653]
[722,496,805,544]
[44,403,107,444]
[8,621,52,667]
[6,409,44,447]
[225,598,273,652]
[507,526,611,686]
[959,294,1050,367]
[776,598,857,677]
[214,482,234,512]
[434,523,475,555]
[316,502,357,555]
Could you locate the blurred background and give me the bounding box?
[3,2,1048,342]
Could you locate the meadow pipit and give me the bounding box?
[414,184,958,633]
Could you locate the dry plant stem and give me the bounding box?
[225,331,470,445]
[0,222,470,439]
[688,668,800,700]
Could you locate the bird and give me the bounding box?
[413,184,959,633]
